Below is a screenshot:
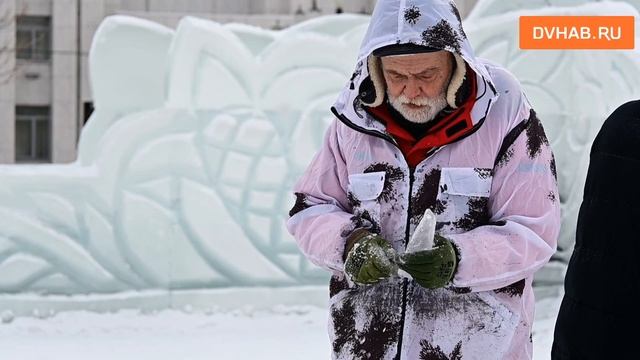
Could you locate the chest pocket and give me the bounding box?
[348,172,385,200]
[348,171,385,232]
[436,167,493,234]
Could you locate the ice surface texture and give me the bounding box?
[0,0,639,312]
[0,15,369,303]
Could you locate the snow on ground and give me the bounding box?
[532,296,564,360]
[0,297,562,360]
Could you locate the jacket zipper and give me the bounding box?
[332,107,417,360]
[331,107,399,147]
[395,167,414,360]
[335,107,493,358]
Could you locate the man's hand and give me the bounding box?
[344,231,398,285]
[399,235,458,289]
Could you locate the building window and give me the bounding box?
[16,16,51,61]
[15,106,51,163]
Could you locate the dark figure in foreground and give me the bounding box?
[552,100,640,359]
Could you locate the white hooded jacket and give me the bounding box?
[287,1,560,359]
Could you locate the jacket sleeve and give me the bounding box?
[448,108,561,292]
[286,119,359,274]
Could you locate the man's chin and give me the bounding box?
[397,106,433,124]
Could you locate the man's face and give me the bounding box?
[381,51,454,123]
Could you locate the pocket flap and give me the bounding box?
[348,171,386,201]
[440,168,492,197]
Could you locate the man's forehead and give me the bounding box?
[380,51,452,69]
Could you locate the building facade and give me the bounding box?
[0,0,477,164]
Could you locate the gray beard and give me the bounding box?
[388,93,448,124]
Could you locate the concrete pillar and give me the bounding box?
[263,0,291,15]
[0,0,16,164]
[216,0,251,15]
[51,0,78,163]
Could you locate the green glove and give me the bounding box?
[399,235,458,289]
[344,231,398,285]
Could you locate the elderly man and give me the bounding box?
[287,0,560,359]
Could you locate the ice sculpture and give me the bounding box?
[0,15,370,315]
[468,0,640,22]
[0,1,639,315]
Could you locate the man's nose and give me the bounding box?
[403,79,422,100]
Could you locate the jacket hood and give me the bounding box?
[332,0,499,133]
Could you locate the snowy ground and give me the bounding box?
[0,296,562,360]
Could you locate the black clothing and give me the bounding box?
[552,100,640,359]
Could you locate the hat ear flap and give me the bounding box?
[446,53,468,109]
[360,55,386,108]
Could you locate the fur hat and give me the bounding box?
[360,44,468,109]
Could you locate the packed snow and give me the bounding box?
[0,295,562,360]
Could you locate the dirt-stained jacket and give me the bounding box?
[287,1,560,359]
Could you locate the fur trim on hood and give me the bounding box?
[333,0,499,130]
[361,51,467,109]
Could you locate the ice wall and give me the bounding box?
[468,0,640,22]
[0,15,369,315]
[0,1,639,314]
